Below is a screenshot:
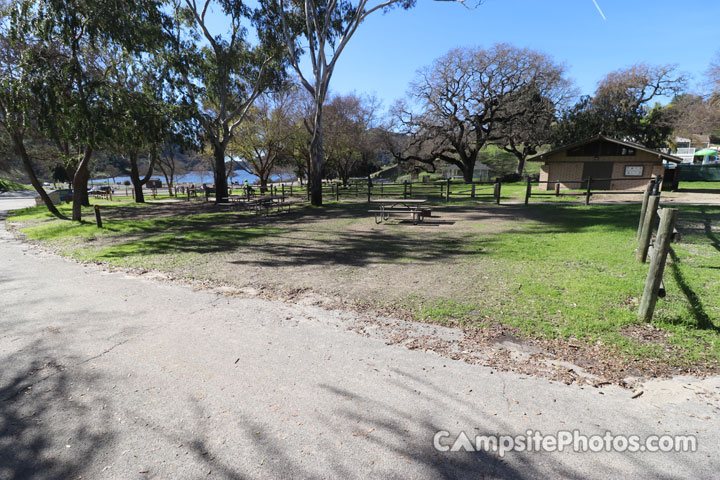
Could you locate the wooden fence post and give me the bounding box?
[446,178,451,202]
[282,184,285,197]
[367,180,371,201]
[638,208,678,322]
[524,178,532,205]
[336,183,340,201]
[585,177,592,206]
[637,181,655,241]
[471,184,476,198]
[637,194,660,263]
[495,180,501,205]
[403,181,408,199]
[409,182,413,198]
[94,205,102,228]
[554,182,560,197]
[653,175,663,195]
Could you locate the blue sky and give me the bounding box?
[318,0,720,108]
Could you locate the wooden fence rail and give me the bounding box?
[524,177,660,206]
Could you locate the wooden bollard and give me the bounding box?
[554,182,560,197]
[471,184,476,198]
[524,178,532,205]
[585,177,592,205]
[637,181,655,241]
[495,181,501,205]
[638,208,678,322]
[637,195,660,262]
[446,178,451,202]
[94,205,103,228]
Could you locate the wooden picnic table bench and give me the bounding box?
[368,199,431,225]
[248,195,289,215]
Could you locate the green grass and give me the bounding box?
[0,179,30,191]
[404,204,720,368]
[677,181,720,190]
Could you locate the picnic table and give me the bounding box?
[248,195,288,215]
[368,199,430,225]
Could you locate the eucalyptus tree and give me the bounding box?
[9,0,168,221]
[105,51,183,203]
[258,0,470,205]
[0,18,63,216]
[392,44,571,182]
[167,0,285,203]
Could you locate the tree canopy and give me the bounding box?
[552,63,686,149]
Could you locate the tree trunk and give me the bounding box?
[129,153,145,203]
[12,133,65,219]
[514,155,527,176]
[71,148,93,222]
[462,161,475,183]
[157,158,175,197]
[213,146,228,203]
[309,102,324,206]
[305,152,312,188]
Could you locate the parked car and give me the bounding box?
[34,189,73,206]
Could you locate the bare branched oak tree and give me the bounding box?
[391,44,573,181]
[259,0,471,205]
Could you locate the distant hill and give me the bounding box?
[0,179,31,192]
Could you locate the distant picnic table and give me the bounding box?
[234,195,290,215]
[368,199,431,225]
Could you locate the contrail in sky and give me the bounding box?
[592,0,607,20]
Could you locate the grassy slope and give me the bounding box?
[0,179,31,191]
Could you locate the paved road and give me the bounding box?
[1,194,719,479]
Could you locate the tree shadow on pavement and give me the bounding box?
[0,341,115,480]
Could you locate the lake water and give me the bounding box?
[90,170,295,186]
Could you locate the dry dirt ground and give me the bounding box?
[8,197,720,387]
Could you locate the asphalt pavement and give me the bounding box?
[1,193,719,479]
